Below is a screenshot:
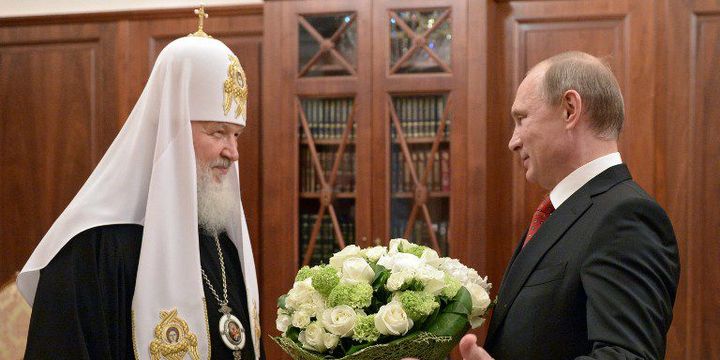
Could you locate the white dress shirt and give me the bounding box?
[549,152,623,209]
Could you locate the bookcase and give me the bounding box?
[261,1,476,356]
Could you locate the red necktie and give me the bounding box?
[523,195,554,247]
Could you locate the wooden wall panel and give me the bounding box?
[259,3,292,358]
[0,23,120,285]
[659,1,720,358]
[691,14,720,357]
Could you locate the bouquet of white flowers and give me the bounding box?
[273,238,493,360]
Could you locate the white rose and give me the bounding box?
[276,309,291,333]
[285,278,316,310]
[437,258,481,286]
[420,248,440,262]
[417,264,446,296]
[391,252,424,272]
[285,278,327,318]
[291,310,312,328]
[388,238,412,255]
[470,316,486,329]
[466,283,492,329]
[321,305,356,337]
[298,322,331,352]
[378,252,423,273]
[329,245,362,270]
[297,296,326,318]
[361,246,387,262]
[376,254,393,269]
[341,257,375,285]
[476,275,492,292]
[374,301,413,336]
[386,269,413,291]
[323,332,340,350]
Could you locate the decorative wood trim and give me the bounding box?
[0,4,263,26]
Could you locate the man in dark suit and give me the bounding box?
[459,51,680,359]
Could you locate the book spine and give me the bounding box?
[441,149,450,191]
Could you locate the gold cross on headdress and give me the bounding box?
[188,3,213,38]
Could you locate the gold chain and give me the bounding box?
[200,233,229,307]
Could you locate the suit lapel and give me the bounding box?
[486,197,591,340]
[486,164,632,342]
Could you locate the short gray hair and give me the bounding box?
[539,51,625,140]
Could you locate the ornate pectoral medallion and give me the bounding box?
[218,304,246,359]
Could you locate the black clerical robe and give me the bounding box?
[24,224,263,359]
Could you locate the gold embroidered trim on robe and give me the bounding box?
[149,308,201,360]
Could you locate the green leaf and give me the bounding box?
[285,326,301,343]
[399,278,425,292]
[418,303,441,330]
[277,294,288,309]
[370,264,389,290]
[346,342,374,355]
[424,286,472,337]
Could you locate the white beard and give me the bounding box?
[196,160,238,236]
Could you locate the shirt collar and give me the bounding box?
[549,152,622,208]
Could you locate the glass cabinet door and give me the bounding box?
[388,94,452,255]
[297,97,357,266]
[382,5,455,256]
[294,9,365,267]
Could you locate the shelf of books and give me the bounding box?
[388,93,451,256]
[297,97,357,267]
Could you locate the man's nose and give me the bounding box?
[222,138,240,161]
[508,129,521,152]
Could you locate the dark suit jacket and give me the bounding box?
[484,165,679,360]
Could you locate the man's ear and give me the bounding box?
[562,90,582,130]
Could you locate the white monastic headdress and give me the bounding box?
[17,25,261,360]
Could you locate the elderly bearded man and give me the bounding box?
[18,12,264,360]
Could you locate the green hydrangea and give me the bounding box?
[352,314,380,343]
[328,283,373,309]
[400,243,427,258]
[295,266,315,282]
[397,290,440,322]
[441,274,462,299]
[311,265,340,297]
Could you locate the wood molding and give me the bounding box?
[0,4,263,26]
